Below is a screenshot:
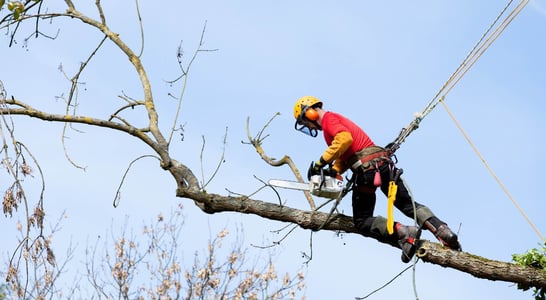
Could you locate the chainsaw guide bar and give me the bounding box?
[268,175,343,199]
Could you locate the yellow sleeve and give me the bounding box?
[321,131,353,164]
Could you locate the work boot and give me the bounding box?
[434,224,462,251]
[396,224,421,263]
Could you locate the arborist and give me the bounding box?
[293,96,462,262]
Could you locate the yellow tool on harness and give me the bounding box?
[387,180,398,235]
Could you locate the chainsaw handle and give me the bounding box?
[319,168,326,190]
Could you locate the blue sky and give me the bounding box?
[2,1,546,299]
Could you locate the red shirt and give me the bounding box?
[321,111,375,162]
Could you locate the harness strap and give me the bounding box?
[349,146,390,172]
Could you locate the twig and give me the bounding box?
[301,231,314,264]
[355,262,418,299]
[134,0,145,58]
[251,224,299,249]
[61,35,108,170]
[166,22,219,146]
[245,114,316,209]
[199,127,228,191]
[113,155,160,207]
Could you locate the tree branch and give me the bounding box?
[176,189,356,233]
[176,188,546,290]
[245,114,316,210]
[0,103,157,152]
[64,4,170,165]
[416,240,546,289]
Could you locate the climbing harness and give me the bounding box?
[349,146,390,172]
[348,146,404,235]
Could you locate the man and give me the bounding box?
[293,96,461,262]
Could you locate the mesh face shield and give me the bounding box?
[294,120,318,137]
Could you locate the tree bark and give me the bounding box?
[416,241,546,289]
[177,188,546,290]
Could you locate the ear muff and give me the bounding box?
[305,107,319,121]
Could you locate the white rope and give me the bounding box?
[440,99,545,243]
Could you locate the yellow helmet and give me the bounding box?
[293,96,323,120]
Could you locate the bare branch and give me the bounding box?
[0,100,158,152]
[113,155,161,207]
[356,263,416,299]
[251,224,299,250]
[201,127,228,190]
[63,4,170,164]
[166,22,219,146]
[245,114,316,210]
[94,0,106,25]
[134,0,145,58]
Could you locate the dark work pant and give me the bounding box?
[352,162,428,247]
